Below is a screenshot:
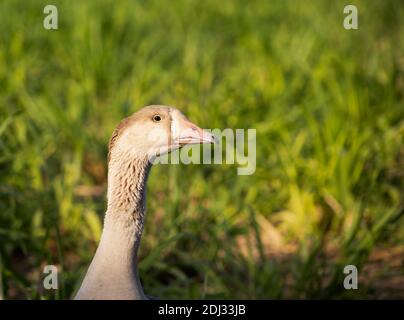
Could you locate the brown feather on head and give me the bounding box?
[108,117,131,162]
[107,105,216,163]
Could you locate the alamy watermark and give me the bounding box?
[43,263,359,291]
[343,265,358,290]
[343,5,358,30]
[43,5,58,30]
[43,4,358,32]
[148,128,257,176]
[43,265,58,290]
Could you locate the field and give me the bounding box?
[0,0,403,299]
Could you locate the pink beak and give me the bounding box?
[175,118,216,146]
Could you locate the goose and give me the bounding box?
[75,105,215,300]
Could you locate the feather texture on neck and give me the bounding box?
[75,153,151,300]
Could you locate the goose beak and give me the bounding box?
[174,118,216,146]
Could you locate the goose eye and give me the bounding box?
[152,114,162,122]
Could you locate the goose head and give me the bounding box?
[108,105,215,162]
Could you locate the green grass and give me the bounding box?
[0,0,403,299]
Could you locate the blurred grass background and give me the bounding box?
[0,0,403,299]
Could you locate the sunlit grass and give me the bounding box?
[0,0,403,299]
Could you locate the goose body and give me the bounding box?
[75,105,214,300]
